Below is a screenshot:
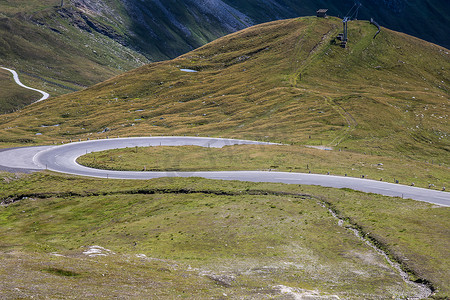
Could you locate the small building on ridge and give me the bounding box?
[316,9,328,18]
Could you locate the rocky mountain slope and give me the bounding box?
[69,0,450,59]
[0,0,448,113]
[0,0,149,112]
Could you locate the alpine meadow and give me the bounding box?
[0,4,449,300]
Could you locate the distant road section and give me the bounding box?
[0,137,448,206]
[1,67,50,102]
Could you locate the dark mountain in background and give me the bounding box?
[222,0,450,50]
[74,0,450,61]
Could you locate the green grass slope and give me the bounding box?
[0,1,149,113]
[0,17,449,298]
[1,174,448,298]
[0,68,43,112]
[2,0,448,114]
[1,17,448,162]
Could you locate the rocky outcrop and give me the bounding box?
[185,0,252,31]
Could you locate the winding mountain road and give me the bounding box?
[1,67,50,102]
[0,137,448,206]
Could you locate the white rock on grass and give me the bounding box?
[83,245,115,257]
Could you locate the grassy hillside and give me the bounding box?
[1,17,448,161]
[1,173,448,298]
[0,0,249,113]
[0,17,449,298]
[1,0,448,113]
[0,0,149,113]
[0,68,43,112]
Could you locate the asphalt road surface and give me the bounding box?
[1,67,50,102]
[0,136,448,206]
